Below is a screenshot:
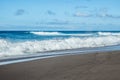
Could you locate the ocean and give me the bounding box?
[0,31,120,58]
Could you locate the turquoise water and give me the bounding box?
[0,31,120,58]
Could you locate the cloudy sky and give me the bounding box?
[0,0,120,31]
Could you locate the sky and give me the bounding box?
[0,0,120,31]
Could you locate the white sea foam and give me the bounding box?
[98,32,120,36]
[30,31,63,35]
[30,31,92,36]
[0,36,120,58]
[31,31,120,36]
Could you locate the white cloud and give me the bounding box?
[75,6,88,9]
[73,12,92,17]
[97,12,120,19]
[95,8,120,19]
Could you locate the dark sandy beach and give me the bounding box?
[0,51,120,80]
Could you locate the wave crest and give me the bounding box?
[98,32,120,36]
[30,31,63,35]
[30,31,92,36]
[0,36,120,57]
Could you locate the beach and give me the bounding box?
[0,51,120,80]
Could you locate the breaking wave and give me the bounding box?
[0,36,120,57]
[30,31,62,35]
[30,31,93,36]
[98,32,120,36]
[30,31,120,36]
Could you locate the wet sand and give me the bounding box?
[0,51,120,80]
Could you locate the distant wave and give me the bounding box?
[30,31,93,36]
[31,31,120,36]
[30,31,63,35]
[0,36,120,57]
[98,32,120,36]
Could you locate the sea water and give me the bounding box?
[0,31,120,58]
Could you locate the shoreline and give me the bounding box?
[0,45,120,66]
[0,50,120,80]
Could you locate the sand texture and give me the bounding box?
[0,51,120,80]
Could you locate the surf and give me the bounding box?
[0,35,120,58]
[30,31,93,36]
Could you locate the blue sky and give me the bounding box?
[0,0,120,31]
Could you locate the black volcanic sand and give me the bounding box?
[0,51,120,80]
